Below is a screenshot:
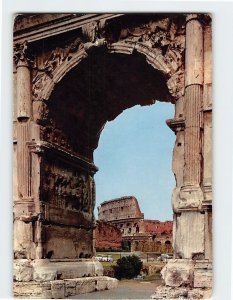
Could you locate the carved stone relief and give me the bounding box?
[39,124,92,159]
[30,16,185,117]
[32,38,85,103]
[115,18,185,98]
[82,21,99,42]
[41,161,93,214]
[13,41,33,66]
[41,125,71,152]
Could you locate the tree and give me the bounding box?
[114,255,143,279]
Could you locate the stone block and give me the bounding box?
[33,268,58,281]
[151,285,212,299]
[40,283,52,299]
[32,259,60,282]
[193,260,212,289]
[14,276,118,298]
[64,279,77,297]
[174,212,205,259]
[106,277,118,289]
[194,268,212,288]
[96,276,118,291]
[76,278,96,294]
[51,280,65,299]
[13,218,36,259]
[13,259,33,282]
[161,259,194,287]
[43,224,93,259]
[96,277,108,291]
[14,281,51,299]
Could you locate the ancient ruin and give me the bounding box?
[98,196,173,252]
[13,13,212,299]
[95,221,122,251]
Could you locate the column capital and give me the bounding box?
[13,41,33,68]
[186,13,211,26]
[166,118,185,133]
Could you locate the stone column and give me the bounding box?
[179,14,204,208]
[35,214,43,259]
[202,22,212,261]
[171,14,206,260]
[14,42,33,213]
[202,24,212,206]
[161,15,213,293]
[13,41,35,259]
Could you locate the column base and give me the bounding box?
[13,258,118,298]
[14,258,103,282]
[150,259,212,299]
[14,276,118,299]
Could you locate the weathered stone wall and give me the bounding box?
[42,225,93,259]
[132,240,173,253]
[95,221,122,250]
[143,220,172,237]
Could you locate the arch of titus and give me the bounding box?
[13,13,212,298]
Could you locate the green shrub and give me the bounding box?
[114,255,143,279]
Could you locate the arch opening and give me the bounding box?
[94,103,175,221]
[47,48,173,160]
[38,48,175,260]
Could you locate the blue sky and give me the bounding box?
[94,102,175,221]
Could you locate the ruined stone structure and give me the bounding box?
[139,220,173,253]
[95,221,122,251]
[98,196,173,252]
[13,13,212,299]
[98,196,144,223]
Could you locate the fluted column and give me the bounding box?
[184,85,202,184]
[184,14,203,186]
[178,15,204,210]
[171,15,206,262]
[14,41,34,214]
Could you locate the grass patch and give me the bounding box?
[143,273,161,281]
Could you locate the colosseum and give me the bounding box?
[98,196,173,253]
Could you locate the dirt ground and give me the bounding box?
[69,279,162,299]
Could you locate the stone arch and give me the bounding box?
[35,42,179,161]
[30,39,178,260]
[32,36,185,124]
[13,13,212,298]
[34,41,181,102]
